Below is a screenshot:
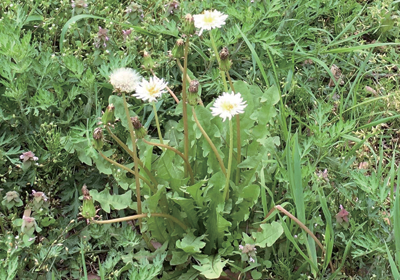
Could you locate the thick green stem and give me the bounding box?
[226,72,242,185]
[122,93,142,229]
[192,107,227,176]
[105,126,158,187]
[209,31,228,92]
[182,38,190,177]
[92,212,188,231]
[142,138,195,185]
[152,102,164,145]
[99,151,154,192]
[223,120,234,200]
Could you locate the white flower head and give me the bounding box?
[193,10,228,36]
[211,92,247,121]
[133,77,168,102]
[109,67,141,93]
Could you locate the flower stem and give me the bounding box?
[152,102,164,146]
[121,93,142,230]
[209,31,228,92]
[191,107,227,176]
[259,205,335,272]
[93,212,188,231]
[182,38,190,177]
[142,138,195,185]
[223,120,234,201]
[105,126,158,187]
[226,72,242,185]
[98,151,154,193]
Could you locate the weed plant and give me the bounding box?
[0,0,400,279]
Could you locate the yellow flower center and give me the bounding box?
[221,102,234,112]
[203,15,215,25]
[147,85,158,97]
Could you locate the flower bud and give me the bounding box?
[182,14,195,36]
[131,117,147,139]
[142,51,154,70]
[189,80,199,93]
[171,39,185,59]
[92,127,104,150]
[187,80,199,106]
[21,214,36,235]
[102,104,115,125]
[219,47,232,71]
[2,191,23,209]
[82,184,96,220]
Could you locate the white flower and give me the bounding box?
[211,92,247,121]
[133,77,168,102]
[109,67,141,93]
[193,10,228,36]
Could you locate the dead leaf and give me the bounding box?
[328,64,344,87]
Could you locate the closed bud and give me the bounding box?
[102,104,115,125]
[189,80,199,93]
[219,47,232,71]
[131,117,147,139]
[142,50,154,70]
[92,127,104,150]
[171,39,185,59]
[81,184,96,219]
[182,14,195,35]
[188,80,200,106]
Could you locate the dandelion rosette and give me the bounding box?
[193,10,228,36]
[211,92,247,121]
[133,77,168,102]
[109,68,141,93]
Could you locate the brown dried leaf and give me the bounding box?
[328,64,344,87]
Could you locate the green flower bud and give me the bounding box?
[171,39,185,59]
[219,47,232,71]
[2,191,23,209]
[21,215,36,235]
[102,104,115,125]
[82,185,96,219]
[187,80,199,106]
[182,14,195,36]
[142,51,154,70]
[131,117,147,139]
[92,127,104,150]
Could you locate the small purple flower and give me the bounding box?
[125,2,143,15]
[94,26,109,48]
[249,257,255,263]
[336,205,349,224]
[165,1,179,14]
[20,151,38,162]
[122,29,132,41]
[32,190,48,202]
[71,0,88,9]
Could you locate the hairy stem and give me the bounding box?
[98,151,154,193]
[122,93,142,229]
[209,31,228,92]
[223,120,234,200]
[142,138,195,185]
[226,72,242,185]
[92,212,187,231]
[182,38,190,177]
[152,102,164,146]
[191,107,227,176]
[105,126,158,187]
